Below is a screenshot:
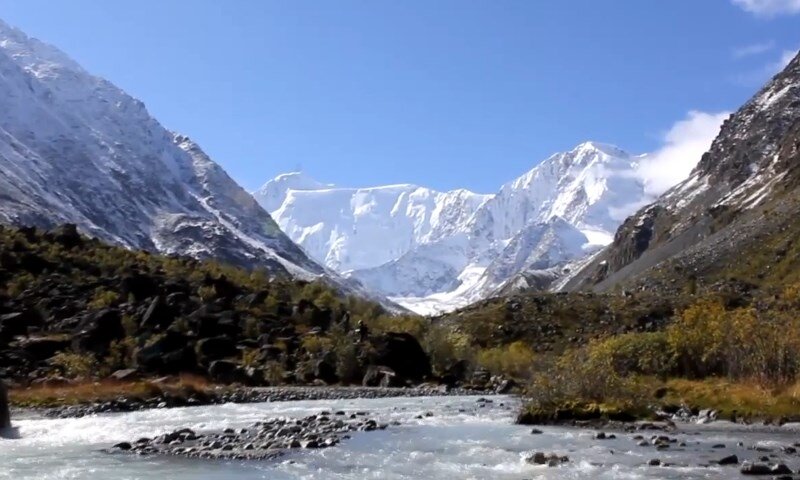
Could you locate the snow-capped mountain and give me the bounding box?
[254,174,492,272]
[0,20,326,279]
[258,142,650,314]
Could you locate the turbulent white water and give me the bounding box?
[3,395,800,479]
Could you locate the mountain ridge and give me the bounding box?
[562,50,800,294]
[0,19,330,282]
[258,141,650,313]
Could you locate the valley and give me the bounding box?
[1,7,800,480]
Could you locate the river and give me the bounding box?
[2,395,800,479]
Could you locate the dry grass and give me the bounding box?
[8,374,218,408]
[663,378,800,421]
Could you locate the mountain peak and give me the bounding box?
[570,141,630,160]
[252,172,335,213]
[0,19,84,76]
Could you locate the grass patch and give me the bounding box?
[8,375,218,408]
[519,377,800,425]
[661,378,800,421]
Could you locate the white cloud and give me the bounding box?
[637,111,730,197]
[732,0,800,15]
[732,41,775,58]
[731,48,798,86]
[774,48,799,70]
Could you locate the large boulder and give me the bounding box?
[208,360,248,384]
[120,272,161,302]
[0,380,10,430]
[362,365,402,387]
[366,332,431,384]
[17,336,71,361]
[140,296,176,330]
[314,358,338,385]
[46,224,83,249]
[196,336,238,363]
[0,309,45,341]
[72,309,124,356]
[136,331,197,374]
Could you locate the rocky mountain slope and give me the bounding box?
[564,51,800,294]
[258,142,650,313]
[0,224,430,389]
[0,20,326,280]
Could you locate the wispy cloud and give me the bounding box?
[774,48,799,69]
[606,111,729,221]
[731,47,799,86]
[732,41,775,59]
[638,111,730,197]
[732,0,800,16]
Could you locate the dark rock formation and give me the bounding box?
[366,332,431,384]
[0,380,10,430]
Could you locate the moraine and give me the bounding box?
[5,395,800,479]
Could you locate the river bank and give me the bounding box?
[8,394,800,479]
[9,380,487,420]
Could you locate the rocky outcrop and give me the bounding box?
[566,51,800,293]
[0,380,10,430]
[365,333,432,384]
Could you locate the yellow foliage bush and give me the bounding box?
[88,288,121,309]
[477,341,535,379]
[51,352,97,379]
[301,335,333,356]
[586,332,674,377]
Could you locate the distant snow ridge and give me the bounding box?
[256,142,650,314]
[0,19,328,280]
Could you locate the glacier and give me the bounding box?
[255,142,651,314]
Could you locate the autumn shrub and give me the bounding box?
[423,325,474,375]
[366,314,428,339]
[328,323,360,384]
[103,337,137,373]
[264,361,286,385]
[477,341,536,379]
[586,331,674,378]
[666,297,800,382]
[301,335,333,356]
[526,347,655,410]
[51,352,98,379]
[88,288,121,309]
[241,348,261,368]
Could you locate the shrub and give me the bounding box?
[328,324,360,384]
[477,341,536,379]
[666,296,800,382]
[88,288,121,309]
[301,335,333,356]
[264,361,285,385]
[241,348,261,368]
[51,352,98,379]
[423,325,474,375]
[526,347,655,409]
[585,332,674,378]
[103,337,137,373]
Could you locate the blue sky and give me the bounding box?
[0,0,798,194]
